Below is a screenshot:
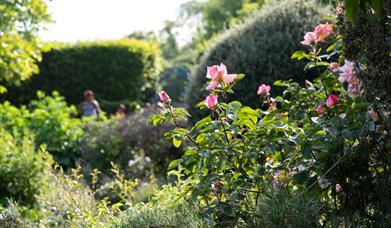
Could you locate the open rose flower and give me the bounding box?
[317,104,326,115]
[158,91,170,103]
[339,60,356,83]
[326,94,339,107]
[314,23,333,41]
[301,32,317,46]
[205,94,218,109]
[206,63,237,90]
[257,84,271,96]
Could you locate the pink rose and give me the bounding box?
[347,80,362,96]
[339,60,356,83]
[205,63,237,90]
[315,23,333,42]
[205,94,218,109]
[301,32,317,46]
[326,94,339,107]
[329,62,339,72]
[316,104,326,115]
[257,84,271,96]
[158,91,170,103]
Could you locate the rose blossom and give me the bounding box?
[158,91,170,103]
[314,23,333,41]
[338,60,356,83]
[326,94,339,107]
[301,32,317,46]
[205,94,218,109]
[317,104,326,114]
[347,80,362,96]
[205,63,237,90]
[257,84,271,96]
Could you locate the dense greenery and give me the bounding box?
[150,10,390,225]
[0,128,52,207]
[0,0,389,227]
[3,39,162,112]
[0,0,50,93]
[187,0,330,121]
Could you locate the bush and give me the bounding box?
[3,39,162,112]
[0,92,83,167]
[79,104,182,180]
[188,0,330,120]
[0,128,53,207]
[116,184,212,227]
[151,18,391,225]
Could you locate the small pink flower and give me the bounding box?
[257,84,271,96]
[329,62,339,72]
[338,60,356,83]
[326,94,339,107]
[301,32,317,46]
[317,104,326,115]
[315,23,333,42]
[205,94,218,109]
[158,91,170,103]
[335,184,343,192]
[205,63,237,90]
[347,80,362,96]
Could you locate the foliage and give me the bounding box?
[0,92,83,167]
[188,0,331,121]
[79,104,182,180]
[115,183,212,227]
[3,39,163,112]
[0,128,53,207]
[0,201,34,228]
[150,18,390,226]
[0,0,50,93]
[180,0,267,41]
[343,0,384,23]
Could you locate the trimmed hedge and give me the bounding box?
[3,39,162,112]
[187,0,330,120]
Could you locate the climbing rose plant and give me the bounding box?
[148,20,379,225]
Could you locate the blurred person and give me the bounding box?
[78,90,102,117]
[115,104,127,118]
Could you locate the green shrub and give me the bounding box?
[3,39,162,112]
[0,92,83,167]
[0,128,53,207]
[0,201,35,228]
[116,184,213,228]
[79,105,182,180]
[188,0,330,120]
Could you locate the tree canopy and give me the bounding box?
[0,0,50,93]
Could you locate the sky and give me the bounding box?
[39,0,192,44]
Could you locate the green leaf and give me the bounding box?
[168,159,181,169]
[173,137,182,148]
[370,0,383,19]
[238,107,259,124]
[235,73,245,81]
[345,0,359,23]
[291,51,308,60]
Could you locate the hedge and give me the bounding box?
[187,0,330,120]
[3,39,162,112]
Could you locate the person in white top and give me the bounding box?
[78,90,102,117]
